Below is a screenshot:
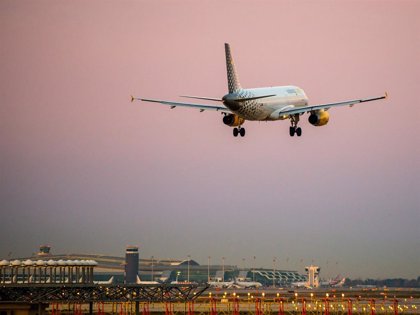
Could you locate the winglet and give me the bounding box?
[385,91,388,99]
[131,95,135,102]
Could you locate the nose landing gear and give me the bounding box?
[233,126,245,137]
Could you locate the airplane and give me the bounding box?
[136,275,160,285]
[208,277,262,289]
[332,278,346,287]
[233,279,263,289]
[170,280,196,285]
[93,276,114,285]
[208,280,235,288]
[131,43,388,138]
[320,275,346,287]
[291,280,312,289]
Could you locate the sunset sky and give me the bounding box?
[1,0,419,279]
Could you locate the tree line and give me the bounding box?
[346,276,420,288]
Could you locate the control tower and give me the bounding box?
[305,265,320,288]
[37,245,51,256]
[125,246,139,284]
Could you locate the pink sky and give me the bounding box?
[1,0,419,278]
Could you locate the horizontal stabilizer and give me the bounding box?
[235,94,276,102]
[180,95,223,102]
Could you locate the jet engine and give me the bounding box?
[308,110,330,126]
[223,114,245,127]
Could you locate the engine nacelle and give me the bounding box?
[223,114,245,127]
[308,110,330,126]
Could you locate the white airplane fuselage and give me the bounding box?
[222,86,308,121]
[208,281,234,288]
[233,280,263,289]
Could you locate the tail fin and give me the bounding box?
[225,43,242,93]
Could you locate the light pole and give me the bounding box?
[222,257,225,282]
[151,256,154,282]
[187,255,191,283]
[253,256,256,281]
[207,256,211,282]
[273,257,277,287]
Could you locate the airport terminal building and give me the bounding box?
[12,246,306,286]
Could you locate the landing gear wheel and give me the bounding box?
[239,128,246,137]
[233,128,239,137]
[289,126,295,137]
[289,114,301,137]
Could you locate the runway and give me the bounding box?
[39,287,420,315]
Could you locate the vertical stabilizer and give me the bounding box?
[225,43,242,93]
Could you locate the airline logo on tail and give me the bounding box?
[225,43,241,93]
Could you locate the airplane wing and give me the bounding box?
[131,96,232,114]
[277,93,388,116]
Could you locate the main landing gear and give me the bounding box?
[233,126,245,137]
[289,114,302,137]
[289,126,302,137]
